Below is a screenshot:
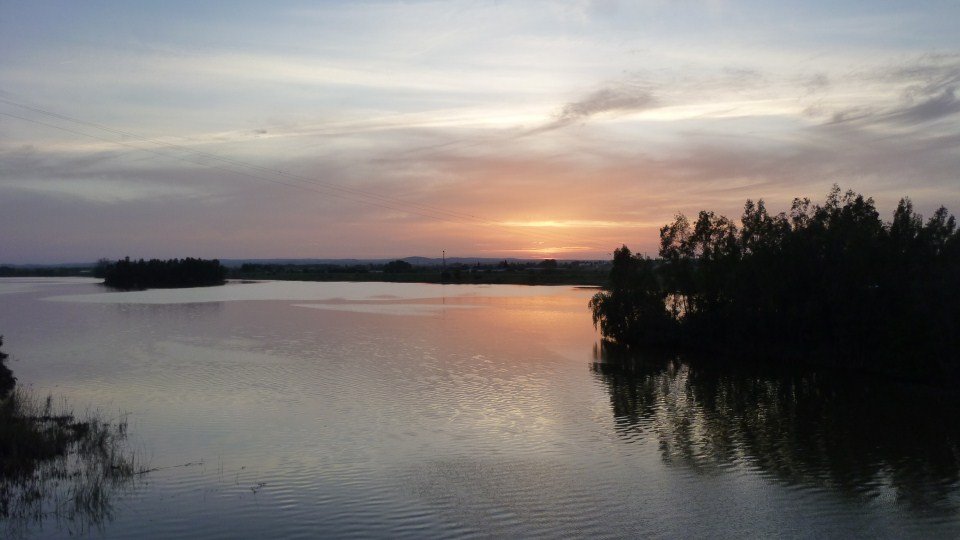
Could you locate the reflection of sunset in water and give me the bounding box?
[1,278,958,537]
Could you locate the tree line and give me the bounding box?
[590,186,960,382]
[97,257,227,289]
[231,258,609,285]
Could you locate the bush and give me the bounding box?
[0,337,14,399]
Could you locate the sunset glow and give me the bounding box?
[1,1,958,263]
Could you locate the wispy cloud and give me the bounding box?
[498,219,659,229]
[493,245,596,255]
[821,54,960,128]
[3,178,201,203]
[2,1,959,263]
[530,83,659,133]
[884,87,960,125]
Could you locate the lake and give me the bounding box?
[1,277,958,538]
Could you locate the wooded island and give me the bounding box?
[98,257,228,289]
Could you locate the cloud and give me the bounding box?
[827,87,960,128]
[497,219,661,229]
[798,54,960,131]
[881,53,960,96]
[887,87,960,125]
[2,178,201,203]
[801,73,830,93]
[530,83,659,133]
[5,41,960,263]
[561,85,658,119]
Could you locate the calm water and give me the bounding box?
[1,277,959,538]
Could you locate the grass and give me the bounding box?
[0,388,145,537]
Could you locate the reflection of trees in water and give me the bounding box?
[591,342,960,514]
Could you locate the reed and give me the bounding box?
[0,388,145,536]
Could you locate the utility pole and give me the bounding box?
[442,250,446,271]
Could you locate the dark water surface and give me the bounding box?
[1,278,958,538]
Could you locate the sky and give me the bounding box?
[1,1,959,263]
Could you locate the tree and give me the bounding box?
[590,246,675,346]
[102,257,227,289]
[383,259,414,273]
[591,185,960,383]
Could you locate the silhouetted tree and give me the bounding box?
[102,257,227,289]
[92,258,111,279]
[590,247,675,346]
[383,260,414,273]
[591,186,960,383]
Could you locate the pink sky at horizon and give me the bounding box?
[2,1,959,264]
